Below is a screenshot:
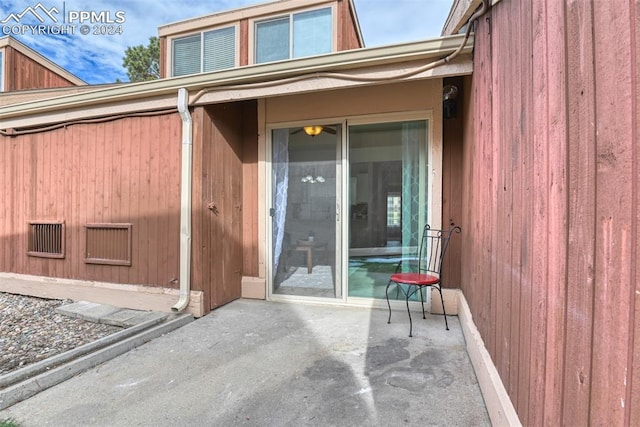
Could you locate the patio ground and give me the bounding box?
[1,299,490,426]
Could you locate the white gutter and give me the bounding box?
[172,88,193,313]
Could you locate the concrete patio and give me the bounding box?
[1,299,490,426]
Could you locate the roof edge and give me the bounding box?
[347,0,365,47]
[0,34,473,121]
[441,0,481,36]
[442,0,501,36]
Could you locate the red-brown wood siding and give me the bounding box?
[240,19,249,66]
[191,102,248,310]
[159,36,167,79]
[337,0,363,50]
[462,0,640,424]
[4,46,77,91]
[241,101,259,277]
[0,113,182,287]
[442,76,464,287]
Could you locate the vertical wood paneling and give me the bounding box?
[542,0,570,422]
[563,0,596,424]
[529,0,550,424]
[0,135,7,270]
[442,76,464,288]
[159,37,167,78]
[69,126,80,279]
[462,0,639,424]
[242,101,259,277]
[191,102,248,311]
[147,116,161,285]
[337,0,362,50]
[516,1,533,418]
[191,107,209,304]
[489,1,506,379]
[5,47,77,90]
[208,103,244,308]
[127,117,141,283]
[591,2,635,424]
[0,113,181,287]
[84,121,98,280]
[240,20,249,66]
[156,115,169,284]
[507,0,522,401]
[630,3,640,425]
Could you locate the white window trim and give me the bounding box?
[167,22,240,77]
[248,3,337,65]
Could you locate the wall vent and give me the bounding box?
[85,223,132,266]
[27,221,65,258]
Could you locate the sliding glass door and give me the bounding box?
[269,116,432,303]
[347,120,429,300]
[271,125,342,299]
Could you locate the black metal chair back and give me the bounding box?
[418,224,460,278]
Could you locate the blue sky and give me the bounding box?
[0,0,453,84]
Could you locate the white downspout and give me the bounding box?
[172,88,192,312]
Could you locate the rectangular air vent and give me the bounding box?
[27,221,65,258]
[85,223,132,266]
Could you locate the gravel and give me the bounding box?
[0,292,122,375]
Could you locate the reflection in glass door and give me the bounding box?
[271,125,342,298]
[347,120,428,300]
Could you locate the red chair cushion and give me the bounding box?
[390,273,440,286]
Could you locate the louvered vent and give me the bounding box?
[27,221,65,258]
[85,223,132,266]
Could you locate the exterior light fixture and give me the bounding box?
[443,85,459,119]
[303,125,323,137]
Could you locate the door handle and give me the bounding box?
[336,203,340,222]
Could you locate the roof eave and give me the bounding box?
[0,34,473,121]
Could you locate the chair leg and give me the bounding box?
[385,280,393,324]
[419,286,426,319]
[406,288,414,338]
[437,287,449,331]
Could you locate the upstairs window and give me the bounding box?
[172,26,236,77]
[255,7,332,64]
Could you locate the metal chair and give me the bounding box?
[385,224,461,337]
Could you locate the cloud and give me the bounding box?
[0,0,453,84]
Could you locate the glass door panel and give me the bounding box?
[271,124,342,298]
[347,120,428,299]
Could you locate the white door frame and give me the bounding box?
[264,110,440,309]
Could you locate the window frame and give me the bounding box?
[249,4,337,65]
[169,23,240,77]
